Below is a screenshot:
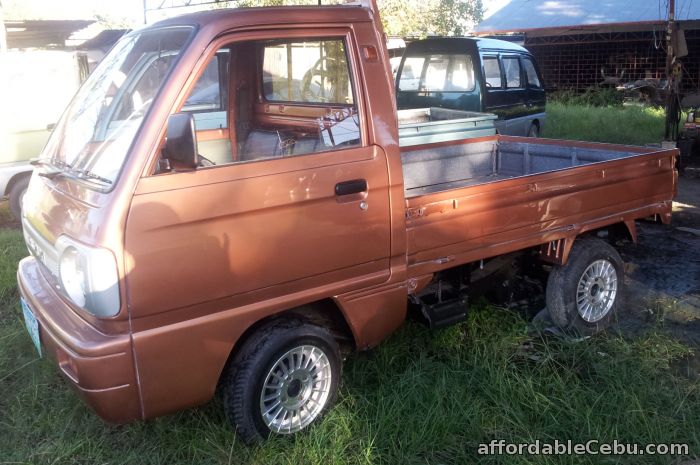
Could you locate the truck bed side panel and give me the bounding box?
[405,146,676,277]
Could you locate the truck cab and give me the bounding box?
[18,2,406,440]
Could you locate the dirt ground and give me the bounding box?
[617,176,700,348]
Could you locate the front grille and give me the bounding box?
[22,219,60,279]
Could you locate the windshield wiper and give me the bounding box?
[38,170,70,180]
[34,160,110,185]
[30,158,50,167]
[31,158,73,170]
[34,158,74,181]
[69,169,113,185]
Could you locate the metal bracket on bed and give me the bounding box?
[539,237,574,265]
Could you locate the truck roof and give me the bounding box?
[140,5,373,34]
[404,37,530,55]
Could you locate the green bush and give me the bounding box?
[549,87,625,107]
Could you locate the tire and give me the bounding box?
[528,122,539,138]
[546,238,624,335]
[8,176,30,221]
[222,319,341,443]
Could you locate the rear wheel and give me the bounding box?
[8,176,30,221]
[546,238,624,335]
[222,320,341,443]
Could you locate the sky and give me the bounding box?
[2,0,509,27]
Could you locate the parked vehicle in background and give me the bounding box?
[396,37,546,137]
[387,36,406,78]
[0,50,89,219]
[17,0,676,444]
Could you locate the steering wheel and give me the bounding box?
[301,57,339,103]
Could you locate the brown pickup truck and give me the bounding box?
[17,0,676,442]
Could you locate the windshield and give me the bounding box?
[41,26,193,187]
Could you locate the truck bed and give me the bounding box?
[402,137,644,196]
[403,135,677,277]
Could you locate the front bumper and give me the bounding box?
[17,257,141,423]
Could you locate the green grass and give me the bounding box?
[543,102,666,146]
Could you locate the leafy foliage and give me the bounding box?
[379,0,484,37]
[236,0,484,37]
[549,87,625,107]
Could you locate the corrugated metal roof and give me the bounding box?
[475,0,700,34]
[4,20,94,49]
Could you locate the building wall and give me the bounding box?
[524,29,700,96]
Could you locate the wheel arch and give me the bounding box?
[216,298,356,389]
[4,170,31,197]
[539,221,634,266]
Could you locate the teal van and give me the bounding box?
[396,37,546,137]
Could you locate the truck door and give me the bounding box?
[124,30,393,319]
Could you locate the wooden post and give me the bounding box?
[664,0,678,141]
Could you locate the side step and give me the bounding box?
[419,297,468,329]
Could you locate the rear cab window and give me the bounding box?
[398,53,476,92]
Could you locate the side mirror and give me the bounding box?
[163,113,197,169]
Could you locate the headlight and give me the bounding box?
[56,236,120,317]
[59,246,87,307]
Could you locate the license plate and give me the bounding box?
[21,298,41,357]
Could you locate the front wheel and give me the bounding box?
[546,238,624,335]
[222,320,341,443]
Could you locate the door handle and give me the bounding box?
[335,179,367,196]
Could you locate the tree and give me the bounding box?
[379,0,483,37]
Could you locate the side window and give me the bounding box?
[262,40,353,105]
[502,57,522,88]
[182,51,229,129]
[170,37,361,172]
[398,57,426,91]
[483,57,502,89]
[179,49,231,166]
[522,57,542,88]
[257,39,360,158]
